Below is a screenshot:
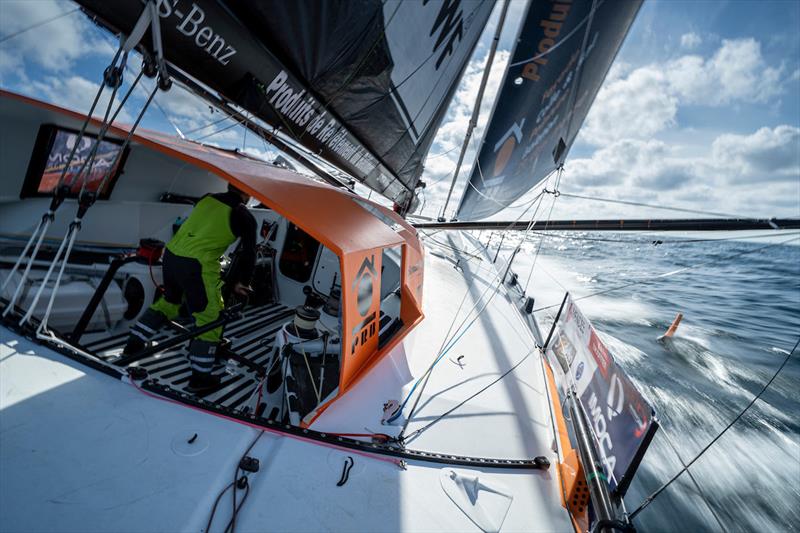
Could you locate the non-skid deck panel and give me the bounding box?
[87,303,294,411]
[86,304,290,356]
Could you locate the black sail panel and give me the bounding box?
[456,0,642,220]
[76,0,494,208]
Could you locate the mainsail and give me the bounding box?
[76,0,495,209]
[457,0,642,220]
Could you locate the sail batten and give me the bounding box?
[456,0,642,220]
[76,0,495,209]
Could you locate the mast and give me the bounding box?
[439,0,512,221]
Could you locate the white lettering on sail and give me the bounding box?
[164,1,237,66]
[260,71,382,176]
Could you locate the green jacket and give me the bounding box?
[167,192,256,280]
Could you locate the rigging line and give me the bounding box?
[441,0,512,219]
[103,32,185,140]
[403,349,535,444]
[151,98,184,138]
[533,260,571,295]
[193,117,245,142]
[658,424,728,532]
[206,429,264,533]
[467,161,557,210]
[183,112,240,135]
[523,168,563,294]
[559,0,599,146]
[33,83,158,332]
[558,192,756,220]
[0,7,80,44]
[532,235,800,313]
[432,192,546,349]
[507,0,606,68]
[73,59,140,198]
[229,430,264,533]
[375,1,499,174]
[629,335,800,522]
[397,217,541,430]
[420,232,484,261]
[396,192,548,430]
[425,145,460,160]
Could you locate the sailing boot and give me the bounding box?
[186,339,222,394]
[122,309,168,355]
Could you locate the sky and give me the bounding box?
[1,0,798,221]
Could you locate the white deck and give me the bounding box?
[0,234,574,532]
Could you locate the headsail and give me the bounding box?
[456,0,642,220]
[76,0,495,209]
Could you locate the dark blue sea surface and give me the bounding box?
[495,230,800,532]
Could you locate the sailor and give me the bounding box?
[123,182,257,393]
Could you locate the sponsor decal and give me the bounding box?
[575,360,584,381]
[458,0,642,220]
[426,0,467,69]
[257,71,382,177]
[350,255,378,355]
[545,295,656,490]
[158,1,237,66]
[588,329,611,378]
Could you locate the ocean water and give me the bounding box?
[491,230,800,532]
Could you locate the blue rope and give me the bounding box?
[386,304,487,424]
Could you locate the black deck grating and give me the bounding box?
[85,303,294,411]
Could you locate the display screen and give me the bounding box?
[22,125,127,199]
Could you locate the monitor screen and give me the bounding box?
[22,125,127,199]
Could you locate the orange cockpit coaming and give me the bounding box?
[133,128,426,416]
[0,89,425,422]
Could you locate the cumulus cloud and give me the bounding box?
[419,35,794,218]
[580,66,678,144]
[711,125,800,182]
[558,125,800,218]
[25,75,134,123]
[153,83,219,129]
[0,1,103,76]
[568,139,699,191]
[680,32,702,49]
[581,38,788,145]
[667,38,784,105]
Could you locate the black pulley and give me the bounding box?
[158,73,172,91]
[103,65,124,88]
[141,54,158,78]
